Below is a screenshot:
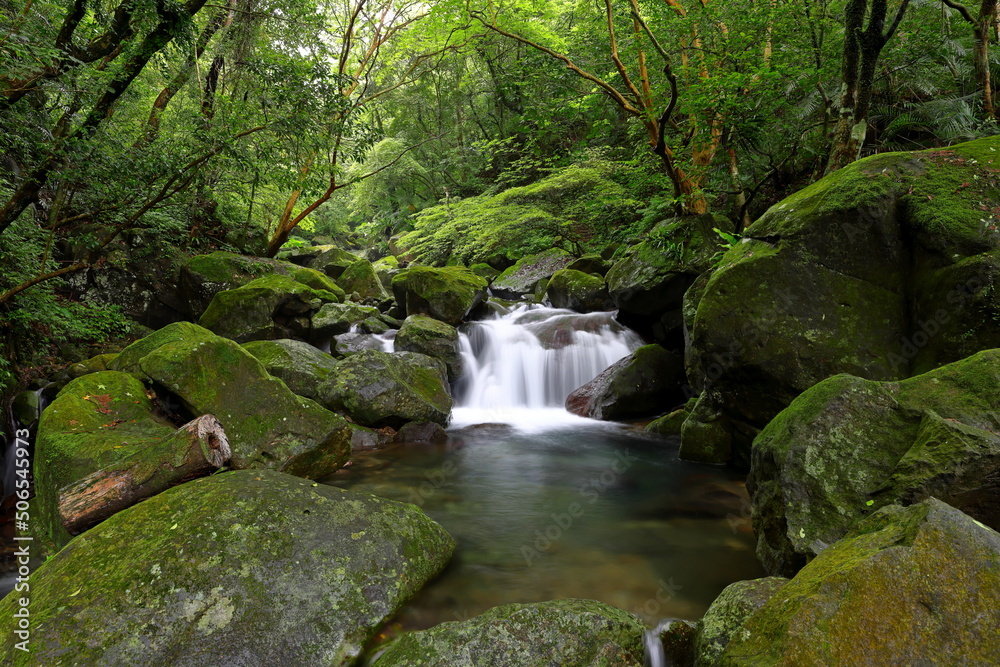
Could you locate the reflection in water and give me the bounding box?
[325,422,764,630]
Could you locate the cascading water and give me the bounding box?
[449,304,643,429]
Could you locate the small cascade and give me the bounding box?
[453,305,643,411]
[644,619,681,667]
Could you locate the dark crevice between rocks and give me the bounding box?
[147,382,197,428]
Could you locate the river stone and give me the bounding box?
[371,599,645,667]
[309,246,361,279]
[311,302,381,342]
[339,258,390,302]
[644,407,689,437]
[749,348,1000,577]
[332,332,388,357]
[318,350,452,428]
[693,577,789,666]
[490,248,573,300]
[394,315,463,381]
[11,389,41,426]
[685,137,1000,465]
[566,345,686,420]
[391,266,488,325]
[720,499,1000,665]
[545,269,613,312]
[32,370,176,553]
[123,323,352,478]
[241,338,337,401]
[0,470,455,667]
[199,274,342,343]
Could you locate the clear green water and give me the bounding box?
[324,418,764,631]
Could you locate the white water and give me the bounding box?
[449,305,642,430]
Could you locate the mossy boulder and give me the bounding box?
[67,352,118,379]
[371,599,646,667]
[373,255,401,289]
[693,577,789,666]
[469,262,500,281]
[198,274,342,343]
[33,371,176,552]
[117,323,352,478]
[309,246,361,279]
[339,258,390,302]
[720,499,1000,665]
[241,339,337,401]
[749,348,1000,576]
[606,213,732,345]
[567,253,612,276]
[332,332,390,357]
[565,344,686,420]
[1,470,455,666]
[490,248,574,300]
[644,407,690,437]
[391,266,487,325]
[311,302,382,342]
[318,350,452,428]
[545,269,614,312]
[394,315,463,381]
[685,137,1000,465]
[11,389,41,426]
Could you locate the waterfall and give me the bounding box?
[450,305,642,427]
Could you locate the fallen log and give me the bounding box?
[58,414,230,535]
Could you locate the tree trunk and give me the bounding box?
[58,414,230,535]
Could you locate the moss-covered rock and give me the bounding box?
[312,302,382,342]
[332,332,390,357]
[309,246,361,279]
[749,348,1000,576]
[391,266,487,325]
[721,499,1000,665]
[1,470,455,666]
[198,274,341,343]
[566,344,686,420]
[371,599,645,667]
[686,137,1000,465]
[339,258,390,302]
[241,339,337,401]
[33,371,176,552]
[645,407,689,437]
[110,321,212,375]
[318,350,452,428]
[469,262,500,282]
[11,389,41,426]
[545,269,614,312]
[693,577,789,666]
[373,255,401,289]
[490,248,574,300]
[67,352,118,379]
[394,315,463,381]
[567,253,612,276]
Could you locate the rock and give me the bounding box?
[311,302,382,342]
[469,262,500,281]
[371,599,645,667]
[394,315,463,381]
[198,274,342,343]
[179,251,345,318]
[332,332,389,357]
[394,421,449,444]
[277,244,334,266]
[373,255,401,289]
[339,258,390,302]
[567,253,612,276]
[566,345,686,420]
[720,499,1000,665]
[32,371,175,553]
[1,470,455,666]
[11,389,41,426]
[685,137,1000,464]
[358,316,391,335]
[654,620,697,667]
[118,323,352,478]
[241,339,337,401]
[67,352,118,379]
[318,350,452,428]
[391,266,487,325]
[679,390,735,465]
[309,246,361,279]
[606,213,732,345]
[545,269,614,312]
[693,577,789,666]
[749,348,1000,577]
[645,407,689,437]
[490,248,573,300]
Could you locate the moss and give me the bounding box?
[545,269,611,312]
[339,258,389,301]
[394,315,462,381]
[492,249,573,299]
[241,339,338,401]
[111,321,216,375]
[391,266,487,325]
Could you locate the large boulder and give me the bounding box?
[309,246,361,279]
[198,274,342,343]
[114,323,352,478]
[391,266,487,325]
[606,213,732,345]
[545,269,614,312]
[693,577,789,666]
[749,348,1000,576]
[241,338,338,401]
[720,499,1000,665]
[490,248,573,300]
[1,470,455,666]
[311,302,382,342]
[566,344,686,420]
[685,137,1000,464]
[339,258,390,302]
[371,599,646,667]
[33,371,176,552]
[318,350,452,428]
[394,315,463,381]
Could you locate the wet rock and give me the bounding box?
[567,253,612,276]
[11,389,41,426]
[332,332,388,357]
[394,315,463,381]
[241,338,337,401]
[392,266,488,325]
[693,577,789,666]
[371,599,645,667]
[545,269,614,312]
[339,258,390,302]
[566,345,686,420]
[490,248,573,300]
[395,421,449,444]
[309,246,361,279]
[312,302,382,342]
[1,470,455,666]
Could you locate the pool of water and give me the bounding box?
[324,417,764,630]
